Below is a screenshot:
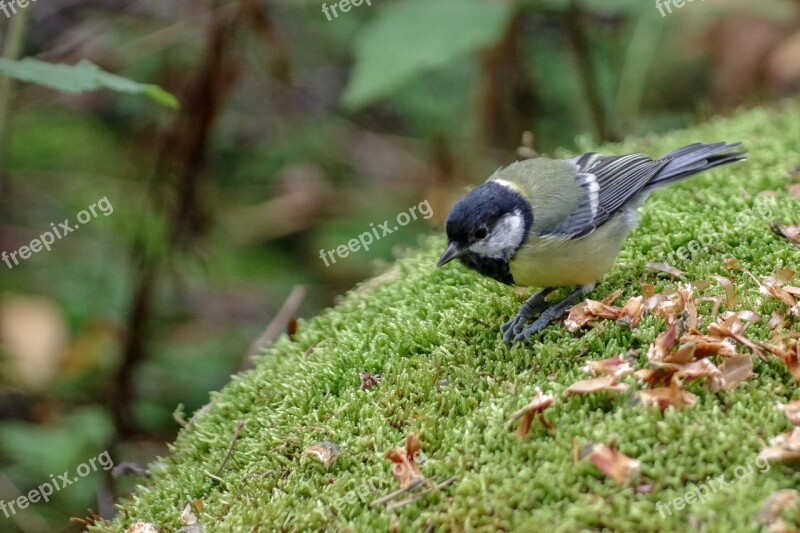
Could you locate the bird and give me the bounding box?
[436,142,747,345]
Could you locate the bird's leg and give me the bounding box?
[510,283,597,345]
[501,288,555,343]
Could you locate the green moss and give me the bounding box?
[105,104,800,532]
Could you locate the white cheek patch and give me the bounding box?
[469,210,526,259]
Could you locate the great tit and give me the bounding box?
[437,142,747,344]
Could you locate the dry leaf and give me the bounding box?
[758,427,800,463]
[635,381,698,411]
[304,441,341,469]
[680,334,738,358]
[180,503,198,526]
[647,321,683,363]
[385,435,425,489]
[711,276,739,309]
[566,376,630,395]
[761,277,798,308]
[778,401,800,427]
[619,296,645,328]
[771,222,800,249]
[715,355,754,391]
[768,311,789,331]
[581,352,636,378]
[582,443,641,486]
[756,489,799,532]
[677,285,698,330]
[510,387,555,439]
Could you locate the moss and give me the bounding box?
[105,103,800,532]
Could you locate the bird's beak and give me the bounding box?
[437,242,463,268]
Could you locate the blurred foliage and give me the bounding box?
[0,0,798,531]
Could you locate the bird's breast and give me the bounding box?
[510,214,632,287]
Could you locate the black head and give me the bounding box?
[437,181,533,285]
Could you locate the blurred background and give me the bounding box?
[0,0,799,530]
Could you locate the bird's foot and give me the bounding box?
[503,284,596,345]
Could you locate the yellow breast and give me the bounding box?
[509,214,631,287]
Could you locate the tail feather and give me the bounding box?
[647,142,747,190]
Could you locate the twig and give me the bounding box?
[242,285,307,368]
[385,476,458,512]
[370,478,429,508]
[216,419,245,477]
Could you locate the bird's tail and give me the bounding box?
[646,142,747,191]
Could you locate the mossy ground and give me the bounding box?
[106,104,800,532]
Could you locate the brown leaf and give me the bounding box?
[756,489,799,532]
[385,435,425,489]
[634,368,674,388]
[601,289,625,306]
[758,427,800,463]
[640,283,656,298]
[304,441,341,469]
[771,222,800,249]
[711,276,739,309]
[580,352,636,378]
[761,277,798,308]
[564,300,620,332]
[715,355,754,391]
[708,322,765,359]
[647,321,683,363]
[778,400,800,427]
[767,311,789,331]
[510,387,555,439]
[582,443,641,486]
[619,296,645,328]
[635,381,698,411]
[566,376,630,395]
[763,339,800,382]
[680,334,738,358]
[677,285,699,330]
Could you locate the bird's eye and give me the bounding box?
[475,226,489,240]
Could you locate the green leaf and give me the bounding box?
[0,57,180,109]
[341,0,514,110]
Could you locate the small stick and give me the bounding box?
[386,476,457,511]
[216,420,245,477]
[370,478,429,507]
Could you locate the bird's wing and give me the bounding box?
[544,153,668,238]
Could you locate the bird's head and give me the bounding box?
[437,181,533,279]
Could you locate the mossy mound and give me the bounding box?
[106,104,800,532]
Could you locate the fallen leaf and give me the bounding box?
[635,380,698,411]
[385,435,425,489]
[510,387,555,439]
[771,222,800,249]
[778,400,800,427]
[582,443,641,486]
[677,286,699,330]
[679,334,738,358]
[711,276,739,309]
[647,321,683,363]
[580,352,636,378]
[304,441,341,469]
[566,376,630,395]
[715,355,754,391]
[619,296,645,328]
[180,503,198,526]
[756,489,799,532]
[758,427,800,463]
